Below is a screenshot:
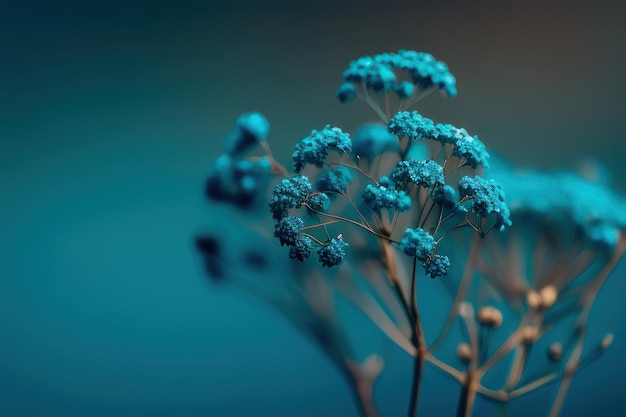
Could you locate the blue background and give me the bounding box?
[2,1,626,416]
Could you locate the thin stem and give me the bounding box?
[425,352,464,382]
[407,257,420,417]
[359,86,388,122]
[432,206,446,237]
[305,204,393,242]
[300,232,325,246]
[336,190,375,231]
[327,160,378,184]
[430,235,481,353]
[456,374,478,417]
[407,349,425,417]
[504,345,527,391]
[302,220,341,230]
[509,372,558,399]
[407,257,427,417]
[337,280,416,356]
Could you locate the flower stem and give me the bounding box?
[456,373,478,417]
[407,257,426,417]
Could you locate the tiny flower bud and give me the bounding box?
[527,290,542,310]
[540,285,558,309]
[476,306,503,329]
[520,326,539,345]
[456,343,472,364]
[547,342,562,362]
[601,333,614,350]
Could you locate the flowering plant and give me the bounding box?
[196,50,626,417]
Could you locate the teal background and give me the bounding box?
[2,1,626,416]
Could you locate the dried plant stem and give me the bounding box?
[504,345,528,390]
[430,235,481,353]
[457,372,479,417]
[548,235,626,417]
[347,375,379,417]
[337,283,416,356]
[377,239,427,417]
[406,255,429,417]
[407,344,426,417]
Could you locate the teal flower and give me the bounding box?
[318,238,348,268]
[399,227,436,261]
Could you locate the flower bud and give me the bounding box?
[539,285,558,309]
[520,326,539,345]
[601,333,614,350]
[456,343,472,364]
[547,342,562,362]
[476,306,503,328]
[527,290,542,310]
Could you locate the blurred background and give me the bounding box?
[2,0,626,416]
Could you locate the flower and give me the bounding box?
[399,227,436,261]
[274,216,305,247]
[335,82,357,103]
[269,176,312,220]
[453,134,490,169]
[390,159,444,189]
[205,154,272,208]
[317,166,355,194]
[458,175,511,232]
[394,49,457,97]
[318,238,349,268]
[289,236,313,261]
[433,123,470,145]
[352,123,399,161]
[387,111,436,140]
[432,184,459,209]
[306,192,331,213]
[339,50,458,99]
[423,254,450,278]
[362,182,412,214]
[292,125,352,173]
[225,111,270,157]
[343,56,397,91]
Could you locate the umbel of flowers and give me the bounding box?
[196,50,626,417]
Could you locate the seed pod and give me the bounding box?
[527,290,542,310]
[547,342,562,362]
[540,285,558,309]
[520,326,539,345]
[476,306,503,328]
[456,343,473,364]
[601,333,614,350]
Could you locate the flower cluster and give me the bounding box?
[388,110,490,169]
[458,175,512,234]
[264,52,508,276]
[198,49,626,417]
[337,49,457,103]
[399,227,436,261]
[205,112,273,208]
[203,51,510,277]
[390,159,444,189]
[490,158,626,251]
[351,123,399,161]
[318,238,349,268]
[225,111,270,157]
[269,176,312,220]
[317,166,355,194]
[269,173,349,266]
[362,180,413,215]
[292,125,352,173]
[387,111,435,140]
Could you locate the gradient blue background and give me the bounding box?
[2,1,626,416]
